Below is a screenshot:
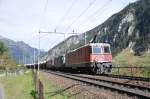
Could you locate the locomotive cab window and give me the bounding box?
[92,46,101,54]
[103,46,110,53]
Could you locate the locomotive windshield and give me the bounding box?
[92,47,101,54]
[92,45,110,54]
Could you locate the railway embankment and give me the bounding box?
[40,70,148,99]
[38,71,73,99]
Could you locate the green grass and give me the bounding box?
[0,70,34,99]
[113,48,150,67]
[39,72,74,99]
[0,70,5,74]
[112,48,150,77]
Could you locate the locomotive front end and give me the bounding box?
[90,43,112,74]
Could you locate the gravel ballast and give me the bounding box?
[41,71,138,99]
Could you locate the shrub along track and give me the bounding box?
[44,70,150,99]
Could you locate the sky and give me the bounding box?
[0,0,137,51]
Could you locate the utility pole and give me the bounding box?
[38,31,40,75]
[34,48,36,72]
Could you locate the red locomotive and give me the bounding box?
[26,43,112,74]
[65,43,112,74]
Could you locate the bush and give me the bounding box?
[0,42,7,55]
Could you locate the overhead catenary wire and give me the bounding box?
[38,0,112,39]
[38,0,77,40]
[87,0,112,20]
[80,0,113,32]
[38,0,49,40]
[39,0,49,30]
[65,0,97,33]
[55,0,77,30]
[72,0,113,44]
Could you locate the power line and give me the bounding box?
[55,0,77,30]
[81,0,112,31]
[87,0,112,19]
[39,0,76,39]
[65,0,97,33]
[39,0,49,29]
[38,0,112,40]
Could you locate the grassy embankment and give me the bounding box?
[39,72,74,99]
[0,70,73,99]
[0,71,33,99]
[112,48,150,77]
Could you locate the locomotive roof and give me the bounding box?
[68,43,110,53]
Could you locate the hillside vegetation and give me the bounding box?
[112,49,150,77]
[113,48,150,67]
[0,42,16,69]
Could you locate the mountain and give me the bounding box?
[48,0,150,57]
[86,0,150,55]
[0,35,45,64]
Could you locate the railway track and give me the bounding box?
[45,70,150,99]
[102,74,150,82]
[66,71,150,82]
[66,73,150,88]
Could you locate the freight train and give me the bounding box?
[26,43,112,74]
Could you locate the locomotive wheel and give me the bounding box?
[97,64,102,74]
[91,62,101,74]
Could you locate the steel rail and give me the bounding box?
[45,70,150,99]
[104,74,150,82]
